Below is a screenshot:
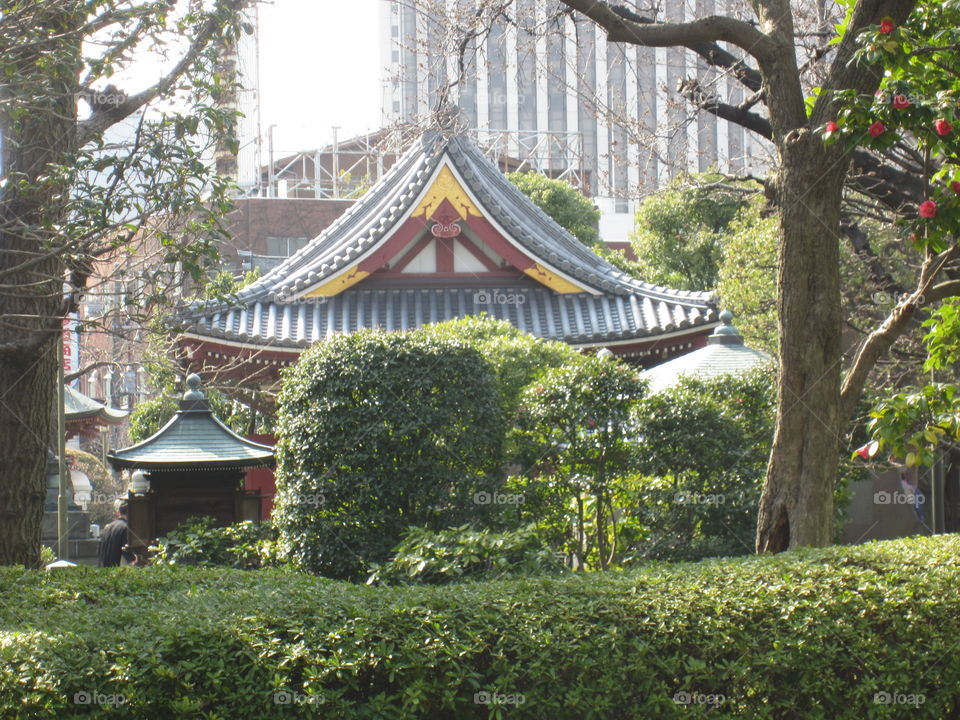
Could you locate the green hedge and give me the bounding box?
[2,535,960,718]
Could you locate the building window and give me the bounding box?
[265,236,308,257]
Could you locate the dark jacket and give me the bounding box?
[98,517,132,567]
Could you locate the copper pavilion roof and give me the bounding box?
[643,310,773,393]
[106,375,274,471]
[64,385,127,423]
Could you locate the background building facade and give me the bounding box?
[379,0,770,241]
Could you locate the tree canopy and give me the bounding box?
[630,174,749,291]
[507,171,601,248]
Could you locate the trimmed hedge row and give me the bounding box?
[2,535,960,718]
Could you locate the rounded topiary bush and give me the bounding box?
[274,329,504,580]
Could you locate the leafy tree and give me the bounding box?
[0,0,250,567]
[507,171,601,247]
[630,174,749,291]
[274,329,504,580]
[554,0,955,553]
[868,299,960,467]
[715,199,780,355]
[626,370,775,561]
[512,357,647,569]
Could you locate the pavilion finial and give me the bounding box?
[708,309,743,345]
[183,373,205,401]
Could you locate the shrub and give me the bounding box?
[419,315,583,419]
[151,517,278,569]
[274,329,504,580]
[510,357,648,569]
[367,524,564,585]
[625,369,775,561]
[2,535,960,718]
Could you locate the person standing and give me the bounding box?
[98,500,134,567]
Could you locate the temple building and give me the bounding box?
[176,131,719,382]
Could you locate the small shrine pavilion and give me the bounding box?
[642,310,773,394]
[176,130,719,382]
[106,374,274,555]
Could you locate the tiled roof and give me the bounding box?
[64,385,127,423]
[187,286,713,348]
[180,131,717,347]
[107,377,274,471]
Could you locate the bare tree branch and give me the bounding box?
[77,0,250,146]
[560,0,779,67]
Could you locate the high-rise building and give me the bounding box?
[379,0,770,242]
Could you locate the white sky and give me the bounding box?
[257,0,384,154]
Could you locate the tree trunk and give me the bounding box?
[0,348,58,568]
[756,130,846,552]
[0,6,79,567]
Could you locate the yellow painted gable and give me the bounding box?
[412,166,483,220]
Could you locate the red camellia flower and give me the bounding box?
[919,200,938,219]
[935,119,953,136]
[892,94,911,109]
[879,18,895,34]
[952,181,960,194]
[825,121,839,134]
[869,121,886,138]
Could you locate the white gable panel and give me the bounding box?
[453,245,490,272]
[401,241,436,273]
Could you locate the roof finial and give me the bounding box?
[708,309,743,345]
[183,373,205,401]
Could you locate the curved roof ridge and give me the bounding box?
[446,136,714,304]
[246,132,443,300]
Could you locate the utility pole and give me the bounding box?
[267,124,277,197]
[57,327,69,560]
[332,126,340,198]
